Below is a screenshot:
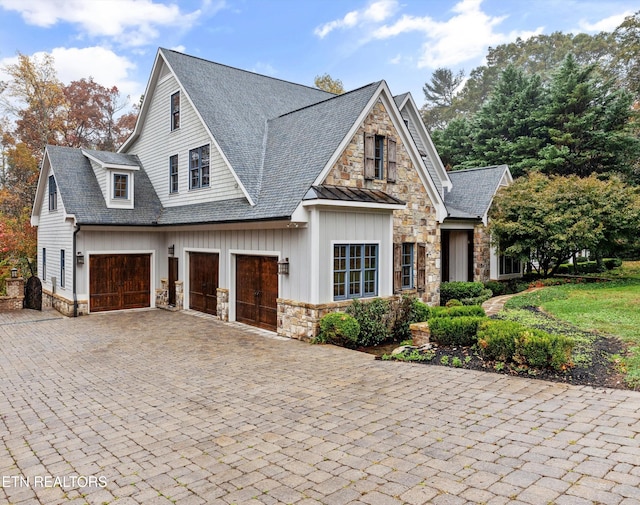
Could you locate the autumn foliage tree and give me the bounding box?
[0,51,138,268]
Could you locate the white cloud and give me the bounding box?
[372,0,543,68]
[0,46,143,106]
[578,11,633,33]
[314,0,398,38]
[0,0,203,46]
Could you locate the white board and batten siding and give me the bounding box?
[36,172,75,297]
[125,72,244,207]
[317,210,393,303]
[164,226,312,304]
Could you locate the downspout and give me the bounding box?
[73,224,81,317]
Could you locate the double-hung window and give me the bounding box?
[169,155,179,193]
[500,254,521,276]
[48,175,57,211]
[42,248,46,281]
[189,145,210,189]
[374,135,385,179]
[333,243,378,300]
[113,173,129,199]
[171,91,180,130]
[401,243,414,289]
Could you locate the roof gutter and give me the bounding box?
[73,224,81,317]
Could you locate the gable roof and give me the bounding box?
[33,145,162,226]
[444,165,512,224]
[128,48,336,204]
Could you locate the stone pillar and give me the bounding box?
[156,278,169,309]
[410,322,430,346]
[216,288,229,321]
[6,277,24,298]
[175,281,184,310]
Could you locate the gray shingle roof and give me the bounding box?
[160,49,335,203]
[83,149,140,167]
[444,165,509,220]
[46,145,163,225]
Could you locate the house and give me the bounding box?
[31,48,516,339]
[441,165,520,282]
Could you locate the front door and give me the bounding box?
[189,252,218,315]
[236,255,278,331]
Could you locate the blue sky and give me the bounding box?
[0,0,637,111]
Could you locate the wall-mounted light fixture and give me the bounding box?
[10,267,18,278]
[277,257,289,275]
[168,244,175,256]
[76,252,85,265]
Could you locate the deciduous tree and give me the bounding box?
[313,73,344,94]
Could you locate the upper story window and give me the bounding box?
[113,173,129,199]
[333,243,378,300]
[171,91,180,130]
[189,145,210,190]
[374,135,384,179]
[60,250,65,288]
[169,155,179,194]
[48,175,57,211]
[42,248,46,281]
[364,134,397,182]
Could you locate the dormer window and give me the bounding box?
[171,91,180,130]
[113,173,129,199]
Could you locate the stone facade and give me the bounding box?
[156,279,184,311]
[323,99,440,305]
[0,278,24,311]
[42,289,88,316]
[410,321,430,346]
[473,224,491,282]
[216,288,228,321]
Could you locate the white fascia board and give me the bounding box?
[31,149,51,225]
[400,93,452,192]
[128,49,256,207]
[302,199,405,211]
[311,82,447,222]
[81,150,140,171]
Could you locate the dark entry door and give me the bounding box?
[236,255,278,331]
[189,252,218,315]
[90,254,151,312]
[168,257,178,306]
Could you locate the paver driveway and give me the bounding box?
[1,309,639,505]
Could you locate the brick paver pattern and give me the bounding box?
[1,309,639,505]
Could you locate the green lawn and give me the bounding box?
[505,262,640,388]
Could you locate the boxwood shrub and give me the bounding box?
[429,305,486,319]
[477,319,574,370]
[315,312,360,348]
[428,316,486,346]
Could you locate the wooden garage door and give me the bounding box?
[90,254,151,312]
[236,255,278,331]
[189,252,219,315]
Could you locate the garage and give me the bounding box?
[189,252,219,315]
[236,255,278,331]
[89,254,151,312]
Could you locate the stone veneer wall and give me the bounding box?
[216,288,228,321]
[42,289,88,316]
[156,279,184,311]
[322,99,440,305]
[0,278,24,311]
[278,295,404,341]
[474,224,491,282]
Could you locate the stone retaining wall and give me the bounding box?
[0,278,24,311]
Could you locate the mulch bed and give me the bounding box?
[358,310,634,391]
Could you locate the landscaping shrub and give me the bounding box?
[315,312,360,347]
[484,280,505,296]
[346,298,392,347]
[476,320,520,361]
[440,281,485,306]
[429,305,486,319]
[556,261,599,275]
[445,298,463,307]
[514,330,574,370]
[428,316,486,346]
[391,295,431,342]
[604,258,623,270]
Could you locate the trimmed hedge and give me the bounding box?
[315,312,360,347]
[428,316,486,346]
[440,281,485,306]
[477,319,574,370]
[429,305,486,319]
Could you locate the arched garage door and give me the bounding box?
[89,254,151,312]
